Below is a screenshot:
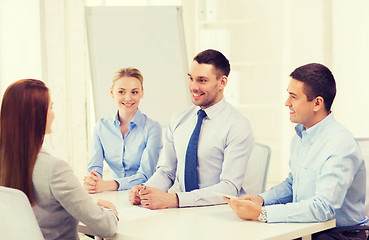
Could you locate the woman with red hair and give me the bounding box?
[0,79,118,240]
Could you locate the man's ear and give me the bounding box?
[313,96,325,112]
[219,76,228,90]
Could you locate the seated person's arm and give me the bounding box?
[114,123,162,191]
[262,143,360,223]
[176,121,254,207]
[84,127,107,193]
[223,195,264,220]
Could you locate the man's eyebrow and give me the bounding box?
[187,74,208,80]
[286,88,296,94]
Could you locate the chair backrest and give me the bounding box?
[242,142,271,195]
[0,186,44,239]
[356,138,369,217]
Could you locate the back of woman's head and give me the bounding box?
[0,79,49,205]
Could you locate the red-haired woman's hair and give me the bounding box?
[0,79,49,206]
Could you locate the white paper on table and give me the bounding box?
[118,205,163,222]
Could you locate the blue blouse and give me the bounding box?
[87,109,162,190]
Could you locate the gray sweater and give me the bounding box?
[32,150,118,239]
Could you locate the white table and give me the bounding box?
[79,191,336,240]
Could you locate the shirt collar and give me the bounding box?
[295,112,334,141]
[112,108,145,127]
[195,97,226,120]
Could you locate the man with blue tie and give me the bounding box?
[129,49,254,209]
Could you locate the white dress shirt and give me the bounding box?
[146,98,254,207]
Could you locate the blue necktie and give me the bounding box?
[185,109,207,192]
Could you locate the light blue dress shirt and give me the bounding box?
[87,109,162,190]
[260,113,369,227]
[145,98,254,207]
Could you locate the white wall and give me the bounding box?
[0,0,42,95]
[1,0,369,186]
[277,0,334,180]
[332,1,369,138]
[187,0,369,186]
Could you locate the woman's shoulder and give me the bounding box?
[96,115,116,126]
[33,151,73,190]
[143,115,161,128]
[92,116,118,134]
[36,150,71,173]
[140,115,162,137]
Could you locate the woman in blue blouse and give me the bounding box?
[84,67,162,192]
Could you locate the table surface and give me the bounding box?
[79,191,336,240]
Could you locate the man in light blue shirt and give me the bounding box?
[129,49,254,209]
[225,63,368,239]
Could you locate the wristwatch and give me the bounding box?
[258,207,267,223]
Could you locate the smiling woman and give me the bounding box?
[110,68,145,126]
[84,67,163,193]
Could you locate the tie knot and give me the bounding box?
[197,109,207,120]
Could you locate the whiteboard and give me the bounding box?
[85,6,190,126]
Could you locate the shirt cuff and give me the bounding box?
[264,204,286,223]
[176,191,197,207]
[115,178,125,191]
[259,191,278,206]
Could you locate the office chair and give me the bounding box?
[242,142,271,195]
[357,138,369,218]
[0,186,44,239]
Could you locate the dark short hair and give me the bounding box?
[290,63,336,112]
[193,49,230,78]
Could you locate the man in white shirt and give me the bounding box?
[129,49,254,209]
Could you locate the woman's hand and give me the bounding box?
[84,170,118,193]
[97,199,118,216]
